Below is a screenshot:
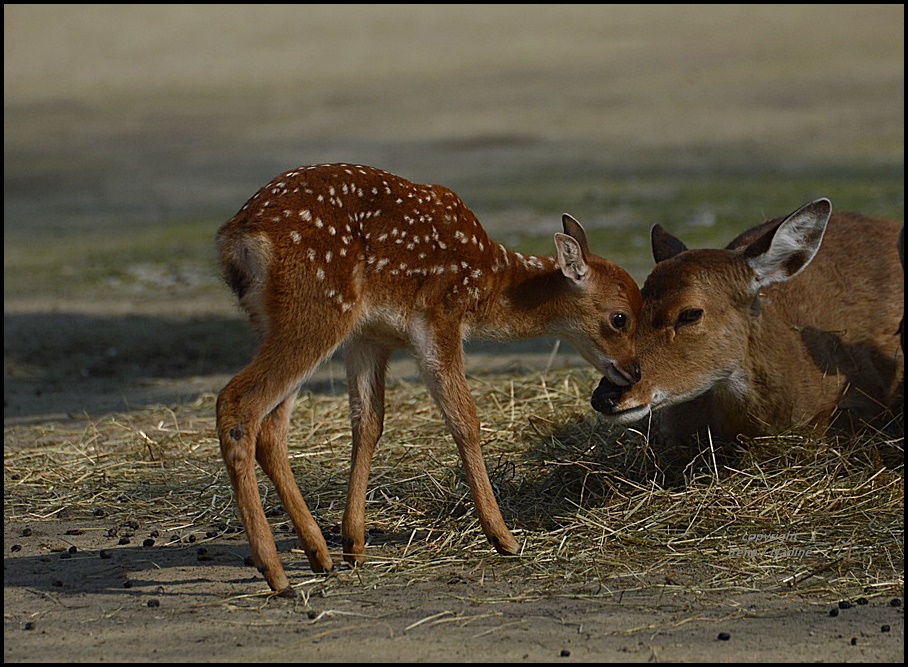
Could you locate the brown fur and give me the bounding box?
[593,199,903,451]
[898,226,905,351]
[216,163,642,595]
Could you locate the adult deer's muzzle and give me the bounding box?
[590,376,627,414]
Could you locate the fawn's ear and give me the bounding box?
[556,214,591,285]
[744,198,831,290]
[555,232,589,284]
[651,224,688,263]
[561,213,592,257]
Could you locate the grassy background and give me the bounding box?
[4,5,904,303]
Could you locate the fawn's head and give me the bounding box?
[548,214,642,386]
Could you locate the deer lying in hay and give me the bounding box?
[592,198,904,451]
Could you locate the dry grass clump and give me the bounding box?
[4,367,903,601]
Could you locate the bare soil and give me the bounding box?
[4,6,903,662]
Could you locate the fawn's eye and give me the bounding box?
[611,312,628,330]
[677,308,703,327]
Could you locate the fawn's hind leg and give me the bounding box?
[256,394,333,573]
[217,323,350,594]
[341,337,394,566]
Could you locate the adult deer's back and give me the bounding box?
[216,163,641,596]
[591,199,904,448]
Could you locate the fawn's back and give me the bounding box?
[217,163,642,378]
[219,164,501,328]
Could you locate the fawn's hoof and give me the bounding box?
[305,547,334,574]
[275,585,299,599]
[342,545,366,568]
[491,534,520,556]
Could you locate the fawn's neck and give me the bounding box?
[468,245,571,340]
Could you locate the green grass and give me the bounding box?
[4,165,903,301]
[491,163,904,280]
[3,217,223,300]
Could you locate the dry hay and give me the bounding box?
[4,367,904,604]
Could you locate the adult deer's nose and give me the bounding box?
[590,376,625,414]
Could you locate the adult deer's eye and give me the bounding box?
[677,308,703,327]
[611,312,628,330]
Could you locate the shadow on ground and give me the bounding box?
[3,311,585,422]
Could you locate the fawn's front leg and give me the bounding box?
[413,317,520,557]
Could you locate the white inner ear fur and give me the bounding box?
[747,202,830,290]
[554,232,588,284]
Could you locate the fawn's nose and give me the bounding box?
[616,360,641,385]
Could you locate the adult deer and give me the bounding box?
[217,163,642,596]
[591,198,904,449]
[898,226,905,351]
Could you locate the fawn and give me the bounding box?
[592,198,904,449]
[216,163,642,596]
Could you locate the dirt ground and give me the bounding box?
[4,514,904,663]
[4,6,904,663]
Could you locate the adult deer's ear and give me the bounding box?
[651,224,688,263]
[745,198,831,289]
